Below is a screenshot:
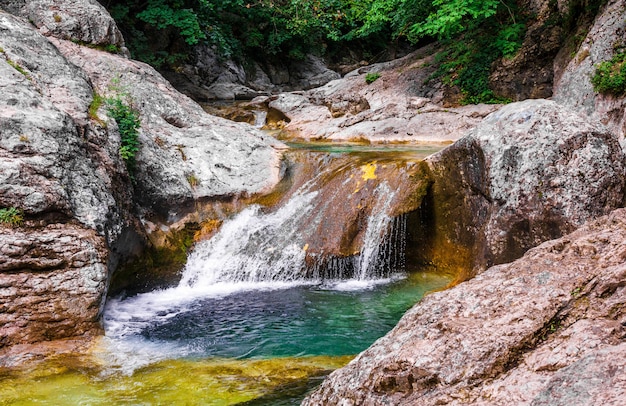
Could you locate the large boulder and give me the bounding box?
[553,0,626,143]
[0,0,125,48]
[420,99,625,274]
[304,207,626,405]
[53,39,285,219]
[0,12,131,346]
[0,12,127,247]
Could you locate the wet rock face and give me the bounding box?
[426,99,625,272]
[303,208,626,405]
[553,0,626,143]
[288,153,431,267]
[0,226,107,347]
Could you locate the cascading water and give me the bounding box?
[180,181,406,288]
[101,143,450,380]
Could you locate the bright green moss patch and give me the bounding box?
[592,52,626,96]
[365,72,381,84]
[0,207,24,227]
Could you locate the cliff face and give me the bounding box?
[0,1,283,347]
[553,0,626,143]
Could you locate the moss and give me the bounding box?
[0,354,352,405]
[88,92,106,126]
[592,52,626,96]
[0,207,24,227]
[6,58,31,80]
[365,72,381,84]
[109,223,200,296]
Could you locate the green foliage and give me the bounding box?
[6,59,31,80]
[0,207,24,227]
[106,96,141,173]
[409,0,500,39]
[89,92,105,125]
[420,0,524,104]
[365,72,381,84]
[136,0,205,45]
[102,0,527,103]
[592,52,626,96]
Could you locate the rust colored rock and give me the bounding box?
[303,208,626,405]
[0,225,107,347]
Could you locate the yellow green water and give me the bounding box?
[0,355,352,405]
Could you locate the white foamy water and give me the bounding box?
[180,190,319,286]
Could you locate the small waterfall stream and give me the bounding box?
[92,143,453,404]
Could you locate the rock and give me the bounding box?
[1,0,126,48]
[163,45,340,101]
[0,12,126,239]
[52,38,285,219]
[289,54,341,89]
[270,47,501,143]
[0,225,107,347]
[424,99,625,273]
[0,12,138,346]
[303,208,626,405]
[553,0,626,143]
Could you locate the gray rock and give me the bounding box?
[271,48,500,143]
[303,208,626,405]
[2,0,125,48]
[166,45,340,101]
[0,12,93,123]
[53,38,285,219]
[426,99,625,272]
[0,13,122,235]
[553,0,626,143]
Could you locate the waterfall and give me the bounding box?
[180,191,316,287]
[253,110,267,128]
[103,146,430,352]
[180,181,407,287]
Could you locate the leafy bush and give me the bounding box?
[423,1,524,105]
[0,207,24,227]
[107,97,141,173]
[365,72,381,84]
[592,52,626,95]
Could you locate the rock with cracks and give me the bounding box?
[303,208,626,405]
